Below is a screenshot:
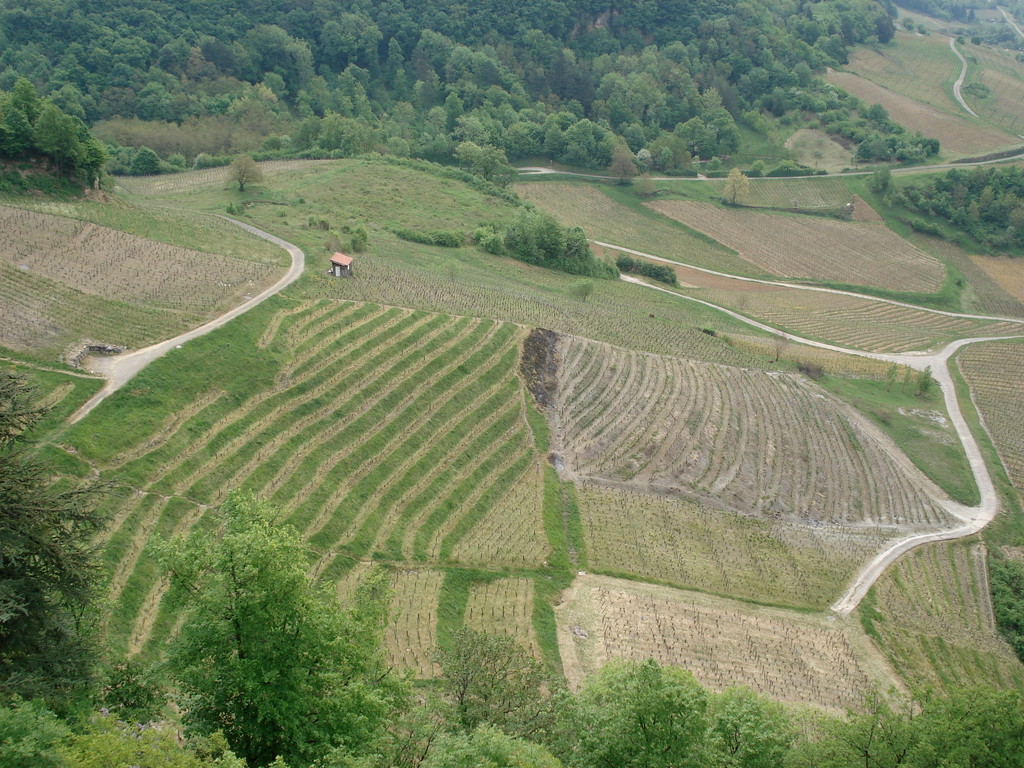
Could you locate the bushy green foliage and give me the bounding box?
[616,254,678,285]
[990,554,1024,660]
[392,226,465,247]
[157,492,406,767]
[504,209,617,278]
[0,371,104,704]
[0,79,106,183]
[0,698,69,768]
[898,165,1024,250]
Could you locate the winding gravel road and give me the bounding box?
[949,37,980,118]
[619,261,1024,616]
[69,217,305,424]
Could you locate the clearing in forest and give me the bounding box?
[784,128,854,171]
[553,335,957,530]
[956,339,1024,489]
[825,32,1016,155]
[647,200,945,292]
[0,205,283,358]
[868,540,1024,689]
[556,574,898,713]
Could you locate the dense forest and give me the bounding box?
[0,0,937,173]
[898,165,1024,249]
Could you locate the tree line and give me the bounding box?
[0,79,106,184]
[0,0,916,176]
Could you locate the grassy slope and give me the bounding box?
[33,156,1020,693]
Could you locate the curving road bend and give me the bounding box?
[949,37,980,118]
[619,273,1022,616]
[68,217,304,424]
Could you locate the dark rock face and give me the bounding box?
[521,328,559,409]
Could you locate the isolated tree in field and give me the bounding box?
[915,366,934,397]
[608,142,638,184]
[723,168,750,205]
[158,492,404,767]
[634,176,656,198]
[228,154,263,191]
[571,279,595,302]
[0,371,104,703]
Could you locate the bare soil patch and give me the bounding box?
[648,200,944,292]
[555,574,899,712]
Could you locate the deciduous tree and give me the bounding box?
[227,154,263,191]
[723,168,751,205]
[158,492,404,767]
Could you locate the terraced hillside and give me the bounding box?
[554,335,956,529]
[69,299,551,660]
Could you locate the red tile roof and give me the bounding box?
[331,252,353,266]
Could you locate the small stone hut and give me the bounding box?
[330,252,353,277]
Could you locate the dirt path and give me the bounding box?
[1001,7,1024,40]
[68,217,304,424]
[620,274,1022,615]
[949,37,980,118]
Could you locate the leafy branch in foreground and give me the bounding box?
[157,491,406,768]
[0,370,105,705]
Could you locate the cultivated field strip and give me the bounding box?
[513,183,756,276]
[871,541,1024,690]
[730,177,852,209]
[692,284,1003,352]
[648,200,944,292]
[385,569,445,677]
[0,206,279,315]
[465,578,540,657]
[576,484,896,609]
[557,337,955,529]
[92,300,546,656]
[557,575,883,712]
[0,260,195,355]
[957,339,1024,488]
[923,239,1024,318]
[969,45,1024,135]
[452,464,549,568]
